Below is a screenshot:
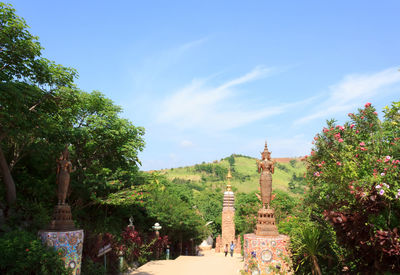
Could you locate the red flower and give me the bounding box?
[338,138,344,143]
[336,161,342,166]
[365,102,371,107]
[25,249,29,252]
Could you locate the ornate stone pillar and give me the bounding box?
[221,169,236,250]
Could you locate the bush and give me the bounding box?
[0,230,70,275]
[305,101,400,273]
[81,259,106,275]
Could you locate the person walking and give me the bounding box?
[224,244,228,257]
[230,241,235,257]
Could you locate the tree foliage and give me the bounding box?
[305,101,400,273]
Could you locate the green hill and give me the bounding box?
[159,155,306,194]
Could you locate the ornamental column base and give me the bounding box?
[243,233,292,274]
[38,229,84,275]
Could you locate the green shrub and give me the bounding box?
[81,259,106,275]
[0,230,70,275]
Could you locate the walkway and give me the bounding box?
[130,250,244,275]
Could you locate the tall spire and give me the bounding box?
[226,167,232,191]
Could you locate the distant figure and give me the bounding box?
[224,244,228,257]
[166,245,170,260]
[230,241,235,257]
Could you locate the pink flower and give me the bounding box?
[314,136,318,141]
[350,124,355,129]
[338,138,344,143]
[356,130,360,134]
[323,128,329,133]
[373,112,377,115]
[314,172,320,177]
[355,154,359,158]
[361,116,365,119]
[348,113,354,117]
[311,151,315,156]
[336,161,342,166]
[335,133,341,139]
[359,142,365,146]
[365,102,371,107]
[383,183,389,188]
[379,189,385,195]
[360,147,367,151]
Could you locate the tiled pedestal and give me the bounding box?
[243,233,292,274]
[39,229,84,275]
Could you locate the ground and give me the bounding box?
[130,250,243,275]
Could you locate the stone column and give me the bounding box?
[221,169,236,251]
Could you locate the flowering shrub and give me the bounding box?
[0,230,70,275]
[305,101,400,273]
[119,226,169,266]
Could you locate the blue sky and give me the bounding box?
[8,0,400,170]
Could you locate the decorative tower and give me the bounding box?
[221,168,236,249]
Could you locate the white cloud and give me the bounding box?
[180,140,194,147]
[156,66,297,131]
[296,67,400,124]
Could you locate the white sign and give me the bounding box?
[97,244,112,257]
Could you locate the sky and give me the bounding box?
[7,0,400,170]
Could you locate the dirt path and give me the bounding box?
[130,250,244,275]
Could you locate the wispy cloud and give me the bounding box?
[180,140,194,147]
[178,37,209,51]
[296,67,400,124]
[156,66,295,131]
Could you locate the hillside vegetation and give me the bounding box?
[159,154,306,194]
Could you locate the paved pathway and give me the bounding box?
[130,250,244,275]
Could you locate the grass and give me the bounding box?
[159,155,306,194]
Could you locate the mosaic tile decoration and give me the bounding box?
[243,233,292,275]
[39,229,84,275]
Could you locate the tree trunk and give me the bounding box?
[0,144,16,205]
[312,255,322,275]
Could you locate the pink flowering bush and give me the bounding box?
[305,101,400,273]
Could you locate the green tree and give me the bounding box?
[0,3,76,207]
